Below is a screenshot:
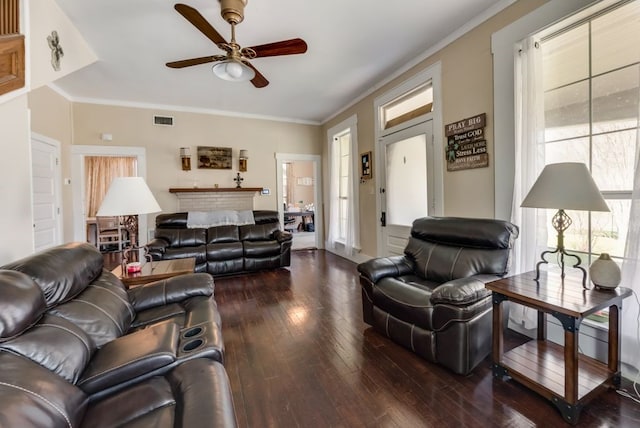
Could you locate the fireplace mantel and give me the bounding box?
[169,187,263,193]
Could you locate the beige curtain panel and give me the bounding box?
[85,156,137,217]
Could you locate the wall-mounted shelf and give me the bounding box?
[169,187,263,193]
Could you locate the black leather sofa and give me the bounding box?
[358,217,519,375]
[147,210,292,276]
[0,242,236,427]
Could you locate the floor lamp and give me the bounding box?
[96,177,161,272]
[521,162,609,288]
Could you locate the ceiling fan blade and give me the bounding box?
[242,61,269,88]
[166,55,223,68]
[174,3,228,46]
[247,38,308,58]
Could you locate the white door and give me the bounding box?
[379,121,434,256]
[31,136,62,252]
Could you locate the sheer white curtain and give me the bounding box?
[620,71,640,372]
[510,37,547,329]
[327,138,341,249]
[327,133,360,256]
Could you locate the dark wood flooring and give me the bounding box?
[107,250,640,426]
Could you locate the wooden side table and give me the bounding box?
[486,271,631,425]
[112,258,196,288]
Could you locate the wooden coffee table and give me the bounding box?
[112,258,196,288]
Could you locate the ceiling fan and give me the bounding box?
[166,1,308,88]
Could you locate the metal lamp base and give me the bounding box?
[534,209,589,289]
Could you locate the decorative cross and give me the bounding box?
[234,172,244,188]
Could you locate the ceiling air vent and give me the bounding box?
[153,115,174,126]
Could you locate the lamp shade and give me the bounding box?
[96,177,161,216]
[212,60,255,82]
[239,149,248,159]
[521,162,609,212]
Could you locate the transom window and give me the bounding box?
[381,82,433,130]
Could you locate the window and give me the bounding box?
[327,115,359,255]
[538,0,639,266]
[381,82,433,130]
[335,130,351,241]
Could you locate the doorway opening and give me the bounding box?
[275,153,323,251]
[71,145,149,249]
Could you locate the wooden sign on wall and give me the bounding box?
[445,113,488,171]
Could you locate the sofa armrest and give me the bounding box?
[77,322,179,395]
[146,238,169,259]
[357,256,414,284]
[430,274,499,306]
[274,229,292,243]
[127,273,214,312]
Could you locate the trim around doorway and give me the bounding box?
[275,153,323,250]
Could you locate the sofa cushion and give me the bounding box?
[48,270,135,347]
[0,351,89,428]
[207,225,240,243]
[1,242,103,307]
[404,238,513,283]
[207,242,244,261]
[0,314,95,383]
[207,259,245,276]
[163,245,207,264]
[243,240,280,257]
[373,275,439,330]
[80,359,236,428]
[239,223,278,241]
[156,228,207,247]
[0,270,46,341]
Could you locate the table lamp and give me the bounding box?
[521,162,609,288]
[96,177,161,271]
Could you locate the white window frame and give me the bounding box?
[326,115,360,255]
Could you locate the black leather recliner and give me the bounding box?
[0,243,237,427]
[358,217,519,375]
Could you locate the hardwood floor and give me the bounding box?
[212,250,640,427]
[106,250,640,426]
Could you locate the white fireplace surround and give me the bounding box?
[170,188,262,212]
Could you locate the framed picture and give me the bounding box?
[361,151,372,179]
[197,146,232,169]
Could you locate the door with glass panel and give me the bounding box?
[379,120,433,256]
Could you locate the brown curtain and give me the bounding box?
[85,156,137,217]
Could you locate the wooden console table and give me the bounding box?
[487,271,631,425]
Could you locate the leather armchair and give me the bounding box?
[358,216,518,375]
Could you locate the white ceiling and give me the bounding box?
[53,0,512,124]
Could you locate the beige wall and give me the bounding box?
[0,95,34,263]
[322,0,546,257]
[29,0,97,90]
[70,103,323,229]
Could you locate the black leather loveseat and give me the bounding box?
[0,242,236,427]
[147,210,292,276]
[358,216,519,375]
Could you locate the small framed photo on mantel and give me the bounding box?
[361,151,372,179]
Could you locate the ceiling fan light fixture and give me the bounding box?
[212,59,255,82]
